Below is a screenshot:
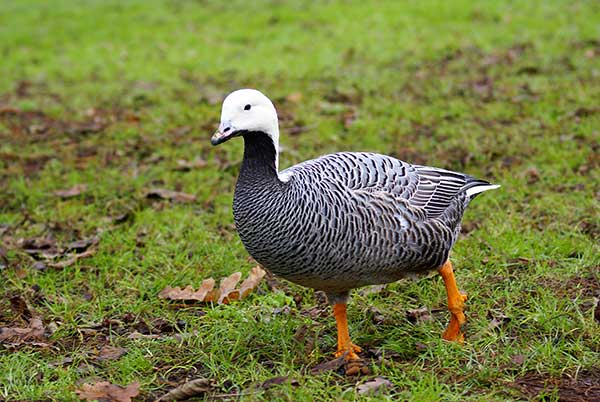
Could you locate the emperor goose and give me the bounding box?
[211,89,499,360]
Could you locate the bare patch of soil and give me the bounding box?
[512,370,600,402]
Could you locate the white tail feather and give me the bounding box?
[465,184,500,197]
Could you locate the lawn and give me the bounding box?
[0,0,599,400]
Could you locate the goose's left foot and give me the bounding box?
[332,303,362,360]
[438,260,468,342]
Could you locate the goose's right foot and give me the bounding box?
[438,260,468,342]
[332,303,362,360]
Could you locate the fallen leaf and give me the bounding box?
[169,125,192,137]
[471,76,494,100]
[159,266,266,304]
[285,92,303,103]
[65,121,106,135]
[198,85,225,105]
[217,272,242,303]
[237,266,267,299]
[342,108,357,129]
[525,167,540,184]
[0,105,22,114]
[406,306,432,323]
[76,381,140,402]
[159,279,216,301]
[358,284,387,297]
[357,377,392,395]
[174,158,207,171]
[54,184,88,198]
[0,246,8,269]
[32,261,47,271]
[48,248,97,269]
[310,356,346,374]
[293,324,310,343]
[20,236,59,258]
[96,345,127,362]
[127,331,161,340]
[9,294,33,320]
[488,310,511,331]
[300,305,329,320]
[572,107,600,118]
[258,376,299,390]
[0,317,49,348]
[157,378,213,401]
[368,306,386,325]
[66,236,99,252]
[511,354,525,365]
[111,212,133,225]
[145,188,196,203]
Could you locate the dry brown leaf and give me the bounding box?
[54,184,88,198]
[145,188,196,203]
[76,381,140,402]
[488,309,511,331]
[159,266,266,304]
[258,376,299,390]
[174,158,207,171]
[237,266,267,299]
[406,306,432,323]
[357,377,393,395]
[0,317,45,343]
[156,377,213,401]
[0,317,52,349]
[48,248,97,269]
[20,236,59,257]
[358,284,387,297]
[0,245,8,268]
[285,92,303,103]
[96,345,128,362]
[158,278,216,301]
[67,236,99,252]
[310,356,346,374]
[127,331,161,340]
[20,235,98,267]
[9,294,33,320]
[217,272,242,304]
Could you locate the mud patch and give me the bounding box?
[512,370,600,402]
[0,107,107,145]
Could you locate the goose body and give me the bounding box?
[212,89,499,359]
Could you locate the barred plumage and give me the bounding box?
[232,134,497,303]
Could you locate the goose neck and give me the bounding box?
[239,132,280,183]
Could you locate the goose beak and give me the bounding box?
[211,123,235,146]
[211,129,228,146]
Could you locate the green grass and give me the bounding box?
[1,0,599,400]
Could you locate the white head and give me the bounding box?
[211,89,280,158]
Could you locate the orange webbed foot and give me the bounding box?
[335,342,362,361]
[332,303,363,361]
[439,261,468,343]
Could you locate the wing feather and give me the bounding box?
[280,152,493,219]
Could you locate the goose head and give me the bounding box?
[211,89,279,148]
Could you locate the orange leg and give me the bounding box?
[438,260,468,342]
[332,303,362,360]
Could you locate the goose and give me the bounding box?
[211,89,499,360]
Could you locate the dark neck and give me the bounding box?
[239,132,279,183]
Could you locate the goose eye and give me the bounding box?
[244,104,251,111]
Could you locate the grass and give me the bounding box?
[1,0,599,400]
